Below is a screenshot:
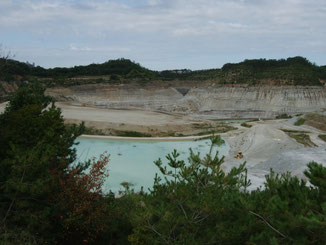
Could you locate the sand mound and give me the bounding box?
[225,124,302,168]
[224,122,326,190]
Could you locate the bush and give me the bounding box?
[294,117,305,126]
[128,137,326,244]
[114,130,151,137]
[276,113,292,119]
[241,122,252,128]
[318,134,326,142]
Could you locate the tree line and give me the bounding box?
[1,56,326,86]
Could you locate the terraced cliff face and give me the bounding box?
[46,84,326,118]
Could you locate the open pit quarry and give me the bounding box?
[2,83,326,190]
[45,83,326,189]
[46,83,326,119]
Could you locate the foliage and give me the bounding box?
[0,83,109,244]
[220,56,325,86]
[0,228,46,245]
[128,136,254,244]
[318,134,326,142]
[281,129,310,134]
[294,117,306,126]
[1,56,326,87]
[276,113,292,119]
[127,137,326,244]
[194,124,237,136]
[0,58,157,82]
[82,126,108,136]
[52,154,110,244]
[284,132,317,147]
[241,122,252,128]
[4,82,52,112]
[156,56,326,85]
[114,130,152,137]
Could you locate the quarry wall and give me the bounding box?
[46,84,326,118]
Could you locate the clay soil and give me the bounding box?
[56,102,233,137]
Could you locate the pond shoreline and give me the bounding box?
[79,134,215,142]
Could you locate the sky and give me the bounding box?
[0,0,325,70]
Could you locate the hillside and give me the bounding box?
[0,56,325,87]
[219,57,326,86]
[0,58,157,81]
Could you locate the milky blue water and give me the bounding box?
[75,138,229,194]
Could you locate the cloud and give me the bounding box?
[69,44,93,52]
[0,0,325,69]
[1,0,324,36]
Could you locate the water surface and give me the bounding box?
[75,138,229,193]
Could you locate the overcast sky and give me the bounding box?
[0,0,325,70]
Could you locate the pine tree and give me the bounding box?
[0,83,109,243]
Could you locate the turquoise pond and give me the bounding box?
[75,138,229,193]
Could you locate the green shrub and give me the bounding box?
[114,130,151,137]
[294,117,305,126]
[241,122,252,128]
[318,134,326,142]
[83,126,107,135]
[276,113,292,119]
[128,137,326,244]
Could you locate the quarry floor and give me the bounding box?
[1,101,325,190]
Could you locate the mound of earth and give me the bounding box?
[223,122,326,190]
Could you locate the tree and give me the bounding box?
[128,136,253,244]
[52,153,110,244]
[0,83,110,244]
[0,44,12,79]
[128,137,326,244]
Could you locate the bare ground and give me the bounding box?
[56,102,232,136]
[1,101,325,189]
[223,119,326,190]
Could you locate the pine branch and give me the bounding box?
[249,210,288,239]
[1,168,26,226]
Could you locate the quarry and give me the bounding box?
[1,57,326,190]
[43,83,326,189]
[46,83,326,119]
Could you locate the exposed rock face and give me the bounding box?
[46,84,326,118]
[0,81,21,102]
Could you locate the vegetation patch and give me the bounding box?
[83,126,107,136]
[276,113,292,119]
[282,129,317,147]
[241,122,252,128]
[290,134,316,147]
[305,113,326,131]
[195,125,237,136]
[318,134,326,142]
[294,117,305,126]
[114,130,152,137]
[167,131,176,137]
[281,129,310,134]
[1,56,326,87]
